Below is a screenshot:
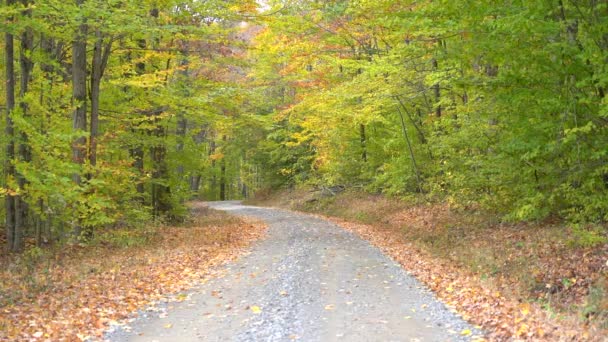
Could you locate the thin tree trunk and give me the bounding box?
[150,6,171,217]
[72,0,87,237]
[220,135,227,201]
[397,107,423,193]
[395,96,427,144]
[129,37,146,195]
[360,124,367,162]
[209,139,217,198]
[39,33,58,245]
[16,0,34,248]
[220,161,226,200]
[5,0,18,252]
[176,42,189,176]
[431,58,441,118]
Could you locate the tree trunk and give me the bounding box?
[16,0,34,248]
[147,6,172,217]
[397,107,423,193]
[431,58,441,118]
[176,43,189,176]
[4,0,19,252]
[150,122,171,218]
[219,135,227,201]
[209,139,217,198]
[39,33,59,245]
[71,0,87,237]
[129,37,146,195]
[359,124,367,162]
[190,175,201,192]
[220,161,226,200]
[89,29,112,168]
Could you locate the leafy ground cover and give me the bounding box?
[250,189,607,340]
[0,204,266,341]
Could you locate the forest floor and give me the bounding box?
[0,204,266,341]
[249,188,608,341]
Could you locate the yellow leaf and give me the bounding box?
[537,328,545,337]
[251,305,262,314]
[520,303,530,316]
[324,304,335,310]
[164,323,173,329]
[461,329,472,336]
[517,324,529,336]
[210,152,224,161]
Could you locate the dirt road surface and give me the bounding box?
[106,201,479,342]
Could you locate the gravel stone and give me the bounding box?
[105,201,481,341]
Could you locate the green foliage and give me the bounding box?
[2,0,608,253]
[567,224,607,248]
[0,0,261,251]
[247,0,608,227]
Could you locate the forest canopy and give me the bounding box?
[1,0,607,252]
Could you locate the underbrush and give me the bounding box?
[0,204,265,340]
[252,188,608,339]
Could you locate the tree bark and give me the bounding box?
[431,58,441,118]
[89,29,112,168]
[397,107,423,193]
[147,6,172,217]
[5,0,18,252]
[209,139,217,197]
[359,124,367,162]
[129,37,146,195]
[16,0,34,248]
[71,0,87,237]
[219,135,227,201]
[176,44,189,176]
[190,175,201,192]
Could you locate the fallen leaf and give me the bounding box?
[461,329,472,336]
[517,324,529,336]
[250,305,262,314]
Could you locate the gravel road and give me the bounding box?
[106,201,479,342]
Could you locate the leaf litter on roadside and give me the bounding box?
[323,215,603,341]
[0,206,266,341]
